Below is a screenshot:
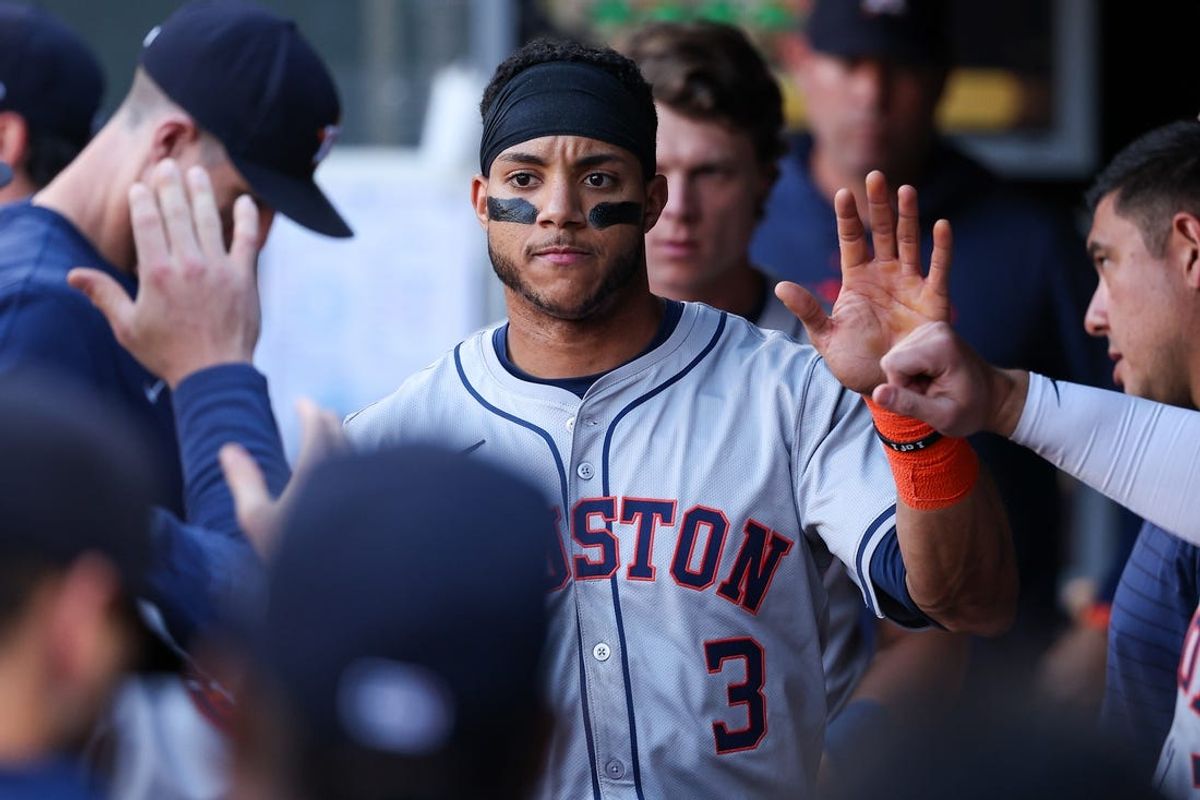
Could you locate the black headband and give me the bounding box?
[479,61,656,179]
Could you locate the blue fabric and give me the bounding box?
[0,758,100,800]
[751,135,1110,630]
[493,299,684,397]
[0,202,183,513]
[824,700,890,772]
[1102,521,1200,777]
[148,364,289,645]
[869,527,933,628]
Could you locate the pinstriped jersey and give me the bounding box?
[345,301,898,799]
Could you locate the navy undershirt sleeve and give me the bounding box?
[145,364,290,645]
[173,364,290,531]
[869,529,934,629]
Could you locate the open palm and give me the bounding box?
[778,170,952,394]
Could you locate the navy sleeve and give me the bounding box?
[868,529,935,629]
[147,509,261,644]
[173,364,291,533]
[144,364,290,645]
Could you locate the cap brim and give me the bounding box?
[0,161,12,189]
[232,157,353,239]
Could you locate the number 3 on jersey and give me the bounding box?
[705,637,767,754]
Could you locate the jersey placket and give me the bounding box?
[566,396,640,797]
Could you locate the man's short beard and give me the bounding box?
[488,239,645,322]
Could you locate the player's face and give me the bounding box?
[1085,193,1194,406]
[646,105,770,300]
[472,135,667,322]
[796,50,943,180]
[204,159,277,250]
[171,145,277,250]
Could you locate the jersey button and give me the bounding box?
[566,416,576,432]
[577,462,595,480]
[592,642,611,662]
[605,759,625,779]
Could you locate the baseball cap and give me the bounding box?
[139,0,352,238]
[0,2,104,148]
[255,446,552,776]
[0,370,184,671]
[805,0,951,67]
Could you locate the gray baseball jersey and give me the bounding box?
[346,301,900,799]
[753,279,872,719]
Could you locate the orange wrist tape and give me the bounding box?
[865,397,979,511]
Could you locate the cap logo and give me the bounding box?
[861,0,908,15]
[142,25,162,48]
[337,658,454,755]
[314,124,340,167]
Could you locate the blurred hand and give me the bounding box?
[68,160,262,388]
[219,398,348,558]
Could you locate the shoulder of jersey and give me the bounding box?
[344,324,496,446]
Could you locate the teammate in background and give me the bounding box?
[0,4,349,798]
[343,37,1014,799]
[0,2,104,204]
[0,0,350,517]
[869,120,1200,788]
[70,167,554,800]
[752,0,1113,669]
[618,20,965,784]
[0,377,159,800]
[227,446,553,800]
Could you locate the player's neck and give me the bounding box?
[33,130,137,274]
[0,637,55,763]
[657,260,763,320]
[0,173,36,206]
[809,144,926,212]
[505,280,665,380]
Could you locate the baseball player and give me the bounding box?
[0,0,349,517]
[0,2,104,203]
[345,38,1015,799]
[867,120,1200,797]
[619,19,966,784]
[0,4,348,798]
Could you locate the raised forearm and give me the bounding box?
[896,468,1017,635]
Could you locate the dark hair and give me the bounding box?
[1086,120,1200,257]
[22,127,87,189]
[480,37,656,131]
[618,21,785,179]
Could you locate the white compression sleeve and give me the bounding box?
[1010,373,1200,543]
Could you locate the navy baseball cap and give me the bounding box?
[0,2,104,148]
[255,446,552,770]
[140,0,352,238]
[806,0,950,67]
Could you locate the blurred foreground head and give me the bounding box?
[0,373,156,767]
[232,445,554,800]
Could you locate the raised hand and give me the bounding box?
[776,170,951,394]
[219,398,348,558]
[67,159,262,388]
